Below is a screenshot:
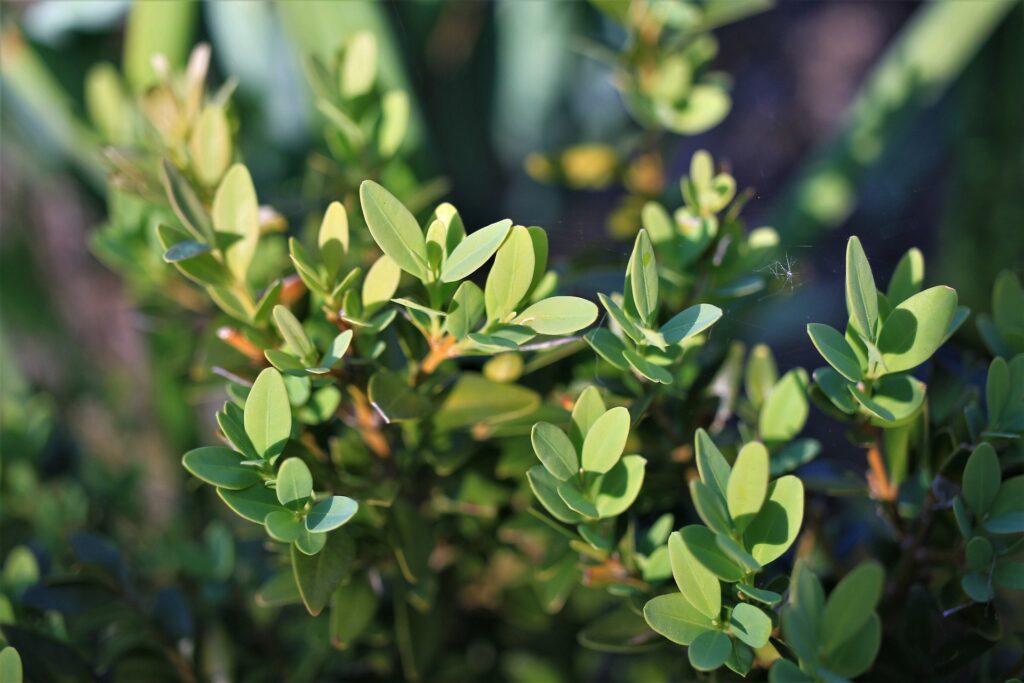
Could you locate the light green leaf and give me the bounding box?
[821,561,884,656]
[759,369,809,443]
[629,230,659,324]
[527,466,585,524]
[273,305,315,361]
[276,457,313,509]
[887,247,924,305]
[341,31,377,98]
[727,442,769,530]
[360,180,428,279]
[292,532,354,616]
[485,226,535,321]
[581,407,631,474]
[850,373,925,426]
[680,525,745,582]
[660,304,722,344]
[556,479,599,518]
[962,442,1000,516]
[362,254,402,312]
[182,446,260,490]
[295,528,328,556]
[745,344,778,410]
[695,428,731,501]
[444,281,485,339]
[189,104,232,187]
[729,602,772,648]
[318,201,349,279]
[531,422,578,481]
[441,219,512,282]
[213,164,260,283]
[306,496,359,532]
[807,323,862,381]
[598,292,645,344]
[877,286,958,373]
[735,583,782,606]
[0,647,22,683]
[593,455,646,518]
[514,296,598,335]
[845,236,878,340]
[688,630,731,672]
[218,484,284,524]
[743,475,804,565]
[265,510,302,542]
[643,593,715,646]
[623,348,673,384]
[584,329,630,370]
[244,368,292,460]
[368,370,431,423]
[378,89,409,158]
[714,533,760,573]
[316,330,353,371]
[642,201,674,244]
[571,386,606,450]
[689,480,732,535]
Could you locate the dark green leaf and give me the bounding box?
[292,532,354,616]
[182,446,260,490]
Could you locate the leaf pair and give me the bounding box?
[265,305,353,375]
[527,387,645,522]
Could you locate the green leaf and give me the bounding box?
[592,455,646,518]
[531,422,578,481]
[845,236,878,340]
[695,429,731,501]
[821,561,883,656]
[485,226,535,321]
[359,180,428,279]
[315,330,353,371]
[961,572,993,602]
[807,323,862,381]
[445,282,485,339]
[368,370,431,423]
[887,247,924,305]
[986,356,1010,429]
[770,438,820,476]
[642,200,674,245]
[965,536,993,572]
[434,373,539,430]
[265,510,302,542]
[826,613,881,678]
[743,475,804,565]
[769,660,813,683]
[993,270,1024,332]
[714,533,761,573]
[318,201,349,279]
[0,647,22,683]
[163,239,211,262]
[962,442,1001,516]
[306,496,359,532]
[994,561,1024,590]
[813,367,858,414]
[727,442,769,530]
[643,593,715,646]
[689,480,732,535]
[440,219,512,282]
[735,583,781,606]
[362,255,401,312]
[877,286,958,373]
[688,630,731,672]
[244,368,292,460]
[514,296,598,335]
[623,348,673,384]
[273,305,315,361]
[759,369,809,443]
[581,407,630,474]
[160,159,214,243]
[598,292,645,344]
[556,479,599,518]
[851,373,925,426]
[745,344,778,410]
[584,329,630,370]
[729,602,771,648]
[725,639,755,677]
[660,304,722,344]
[182,446,260,490]
[341,31,377,98]
[985,475,1024,534]
[292,532,354,616]
[378,89,409,158]
[276,457,313,509]
[330,575,378,649]
[629,230,659,325]
[680,525,745,582]
[218,484,284,524]
[297,531,327,559]
[212,164,260,283]
[527,466,585,524]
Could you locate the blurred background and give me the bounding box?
[0,0,1022,679]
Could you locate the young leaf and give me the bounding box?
[212,164,260,283]
[695,429,731,502]
[887,247,924,305]
[306,496,359,532]
[629,230,659,325]
[359,180,428,280]
[668,531,721,619]
[531,422,578,481]
[276,458,313,509]
[244,368,292,460]
[571,386,606,450]
[962,443,1000,516]
[440,219,512,282]
[727,442,769,530]
[743,475,804,565]
[318,201,349,279]
[362,255,402,311]
[514,296,598,335]
[485,226,535,321]
[688,630,731,672]
[806,323,862,381]
[643,593,715,646]
[273,305,315,361]
[660,304,722,344]
[182,446,261,490]
[845,236,878,340]
[292,532,354,616]
[876,286,958,373]
[581,407,630,474]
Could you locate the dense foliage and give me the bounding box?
[2,2,1023,682]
